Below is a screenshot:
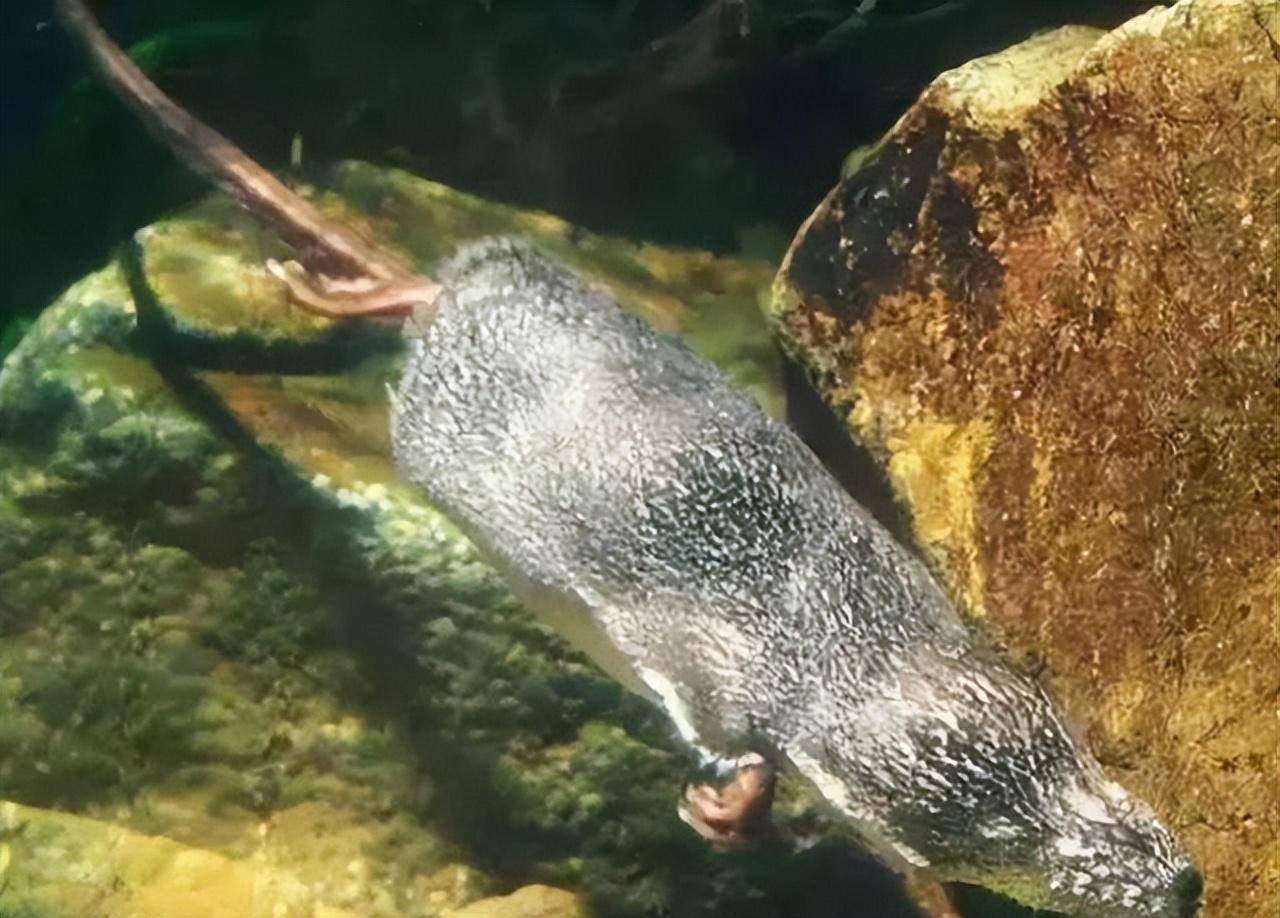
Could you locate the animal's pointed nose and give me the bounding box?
[1173,865,1203,917]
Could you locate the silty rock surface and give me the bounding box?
[0,799,581,918]
[0,166,911,917]
[772,1,1279,915]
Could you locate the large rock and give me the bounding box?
[0,165,932,916]
[446,884,583,918]
[772,1,1279,915]
[0,797,579,918]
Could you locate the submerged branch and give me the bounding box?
[550,0,749,135]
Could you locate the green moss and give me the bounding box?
[0,900,58,918]
[140,214,329,342]
[0,513,234,807]
[55,348,169,398]
[681,291,785,418]
[213,541,329,668]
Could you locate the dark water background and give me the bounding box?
[0,2,1163,915]
[4,0,1152,354]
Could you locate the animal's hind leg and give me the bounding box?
[266,259,441,320]
[679,752,776,848]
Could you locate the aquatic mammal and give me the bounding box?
[55,3,1201,913]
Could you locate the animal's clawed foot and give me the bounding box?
[266,259,441,320]
[679,752,776,848]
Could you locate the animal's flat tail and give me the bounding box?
[54,0,412,283]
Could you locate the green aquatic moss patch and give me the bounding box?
[0,515,228,809]
[0,471,476,909]
[139,214,328,341]
[0,270,135,447]
[681,289,784,418]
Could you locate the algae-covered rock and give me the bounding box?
[0,796,577,918]
[0,165,922,916]
[446,884,583,918]
[772,1,1279,915]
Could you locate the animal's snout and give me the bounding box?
[1173,865,1203,917]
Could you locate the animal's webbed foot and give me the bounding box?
[266,259,441,320]
[679,752,776,849]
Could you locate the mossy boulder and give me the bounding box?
[0,166,931,916]
[771,1,1279,915]
[447,885,583,918]
[0,798,584,918]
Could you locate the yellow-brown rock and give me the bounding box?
[445,884,583,918]
[0,799,358,918]
[0,797,583,917]
[772,1,1279,915]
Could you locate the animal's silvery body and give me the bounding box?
[392,239,1199,917]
